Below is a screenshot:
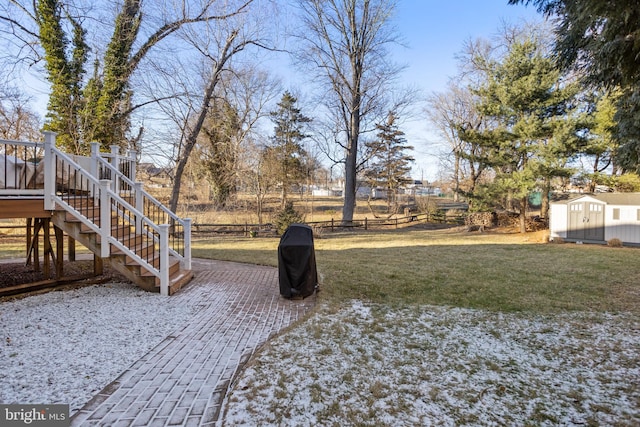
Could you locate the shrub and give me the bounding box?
[607,238,623,248]
[274,202,305,235]
[416,197,439,215]
[550,236,564,244]
[312,225,325,239]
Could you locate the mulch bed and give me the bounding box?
[0,259,128,289]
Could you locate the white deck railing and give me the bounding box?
[1,132,190,295]
[0,138,44,196]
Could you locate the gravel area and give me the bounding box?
[0,282,197,414]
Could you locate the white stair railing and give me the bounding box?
[41,132,189,295]
[90,142,191,271]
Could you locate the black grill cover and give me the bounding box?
[278,224,317,299]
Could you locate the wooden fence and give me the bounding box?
[2,211,466,238]
[190,210,465,237]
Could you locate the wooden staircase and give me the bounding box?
[0,133,193,294]
[39,134,193,295]
[52,205,193,295]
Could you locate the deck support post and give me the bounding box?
[43,218,51,279]
[26,218,32,264]
[68,236,76,261]
[54,224,64,278]
[93,255,103,275]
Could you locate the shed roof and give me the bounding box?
[551,193,640,206]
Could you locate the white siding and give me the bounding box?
[604,205,640,244]
[549,203,567,239]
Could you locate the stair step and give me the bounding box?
[78,228,139,242]
[139,257,181,276]
[50,184,192,296]
[111,240,155,254]
[112,247,158,267]
[165,270,195,295]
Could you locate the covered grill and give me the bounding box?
[277,224,318,299]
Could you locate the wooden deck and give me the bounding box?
[0,195,103,290]
[0,197,49,219]
[2,135,193,295]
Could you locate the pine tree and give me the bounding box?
[579,90,621,191]
[365,111,414,211]
[459,38,582,231]
[510,0,640,172]
[268,92,312,207]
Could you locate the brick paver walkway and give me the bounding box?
[71,258,316,426]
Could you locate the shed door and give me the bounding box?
[568,202,604,241]
[584,202,604,241]
[568,203,585,239]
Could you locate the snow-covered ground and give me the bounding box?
[1,285,639,426]
[0,283,197,414]
[221,301,640,426]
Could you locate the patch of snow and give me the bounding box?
[221,303,640,426]
[0,283,197,414]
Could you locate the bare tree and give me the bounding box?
[166,0,279,214]
[294,0,404,223]
[168,31,249,214]
[425,83,488,203]
[0,76,41,140]
[242,137,275,225]
[0,0,255,152]
[189,67,281,207]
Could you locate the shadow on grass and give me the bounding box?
[193,238,640,315]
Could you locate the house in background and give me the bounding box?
[549,193,640,245]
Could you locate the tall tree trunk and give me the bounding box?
[453,150,461,202]
[281,186,288,209]
[342,98,361,223]
[343,149,357,223]
[169,31,240,214]
[519,196,528,233]
[541,177,551,220]
[256,193,263,225]
[588,155,600,192]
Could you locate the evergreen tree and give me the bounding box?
[365,111,414,211]
[579,90,621,191]
[459,38,583,231]
[268,92,312,206]
[197,99,242,207]
[511,0,640,172]
[38,0,87,154]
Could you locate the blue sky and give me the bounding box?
[394,0,541,94]
[390,1,544,180]
[22,0,544,179]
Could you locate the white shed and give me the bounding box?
[549,193,640,245]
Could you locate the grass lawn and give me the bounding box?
[2,226,638,424]
[192,227,640,314]
[202,227,640,426]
